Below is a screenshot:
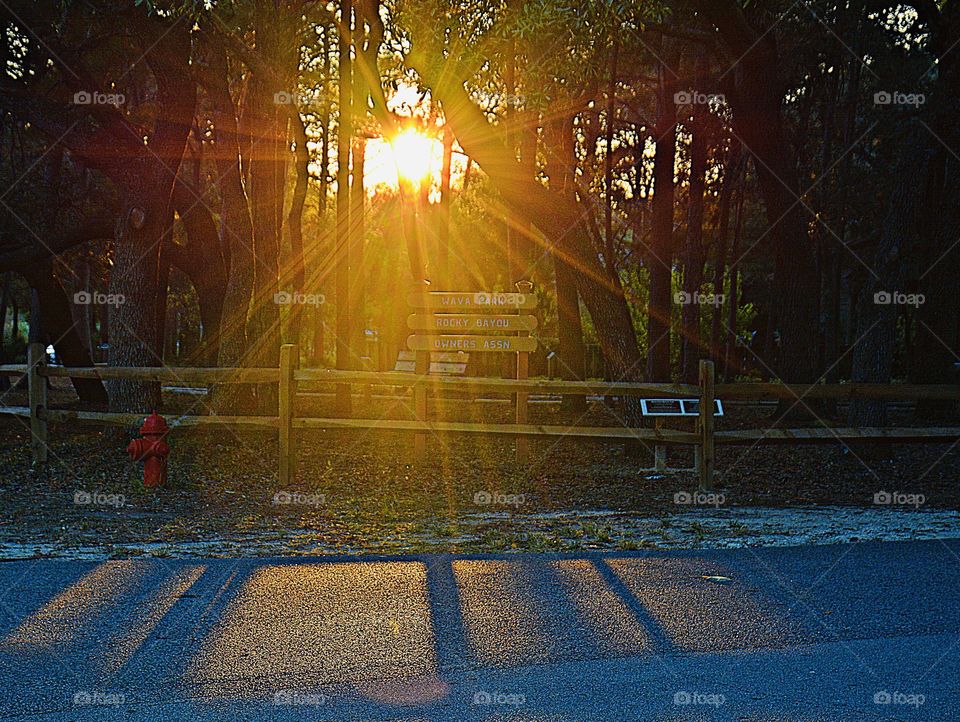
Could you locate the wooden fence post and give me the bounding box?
[279,343,298,486]
[698,359,715,490]
[414,350,428,456]
[27,342,48,465]
[515,346,529,463]
[409,282,430,457]
[515,280,533,463]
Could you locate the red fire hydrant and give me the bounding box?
[126,412,170,488]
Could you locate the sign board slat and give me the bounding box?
[394,360,468,375]
[397,350,468,363]
[407,335,537,353]
[407,314,538,332]
[407,292,537,310]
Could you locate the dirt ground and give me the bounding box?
[1,378,957,557]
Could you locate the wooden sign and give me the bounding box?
[394,350,468,375]
[407,314,538,332]
[407,334,537,353]
[407,291,537,310]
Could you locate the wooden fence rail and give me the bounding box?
[2,343,959,491]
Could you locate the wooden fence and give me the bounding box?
[2,342,960,491]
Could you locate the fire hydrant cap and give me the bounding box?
[140,411,169,435]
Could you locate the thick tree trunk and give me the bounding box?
[107,185,170,413]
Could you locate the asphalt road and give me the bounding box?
[0,540,958,720]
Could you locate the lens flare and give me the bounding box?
[390,129,434,184]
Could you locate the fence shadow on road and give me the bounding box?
[0,552,813,718]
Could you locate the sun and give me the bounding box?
[390,129,435,185]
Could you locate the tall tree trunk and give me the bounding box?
[202,32,256,412]
[438,125,453,289]
[351,135,366,358]
[828,20,863,387]
[335,0,354,413]
[680,68,708,384]
[710,144,741,367]
[244,7,291,413]
[319,24,333,214]
[604,40,619,280]
[849,131,926,427]
[724,179,746,381]
[170,181,228,367]
[0,272,8,359]
[545,116,586,411]
[288,110,310,348]
[647,52,677,382]
[911,157,960,419]
[0,273,8,391]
